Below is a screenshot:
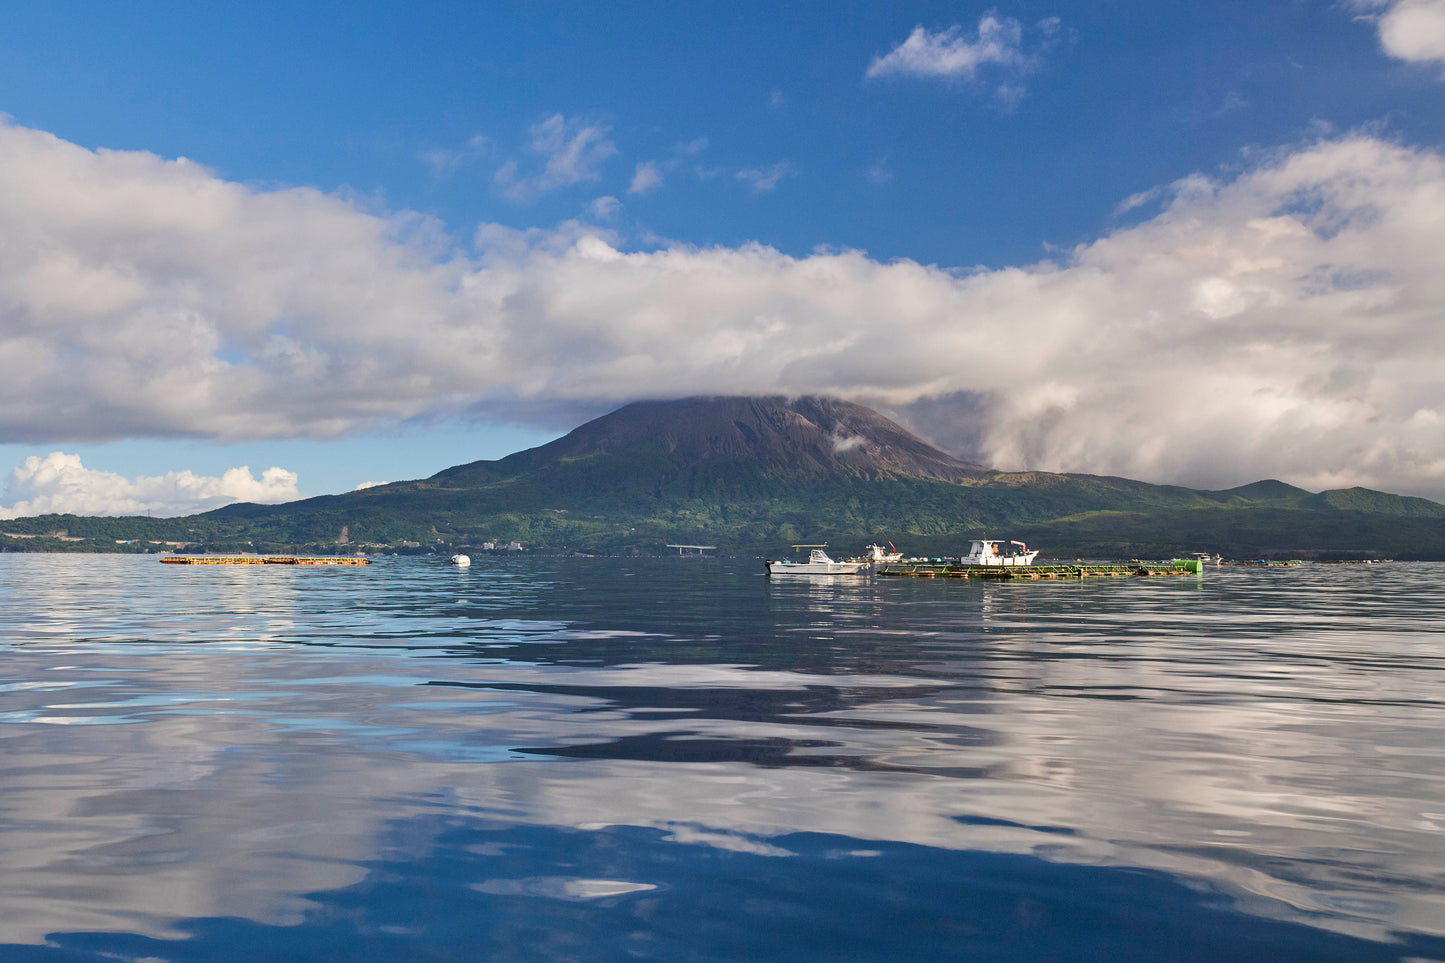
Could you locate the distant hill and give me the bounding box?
[6,395,1445,558]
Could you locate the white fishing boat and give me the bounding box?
[765,548,867,576]
[850,543,903,565]
[959,539,1038,566]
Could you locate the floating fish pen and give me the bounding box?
[161,555,370,566]
[879,560,1202,580]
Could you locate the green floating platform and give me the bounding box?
[879,560,1202,580]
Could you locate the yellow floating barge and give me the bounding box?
[161,555,370,566]
[880,560,1201,580]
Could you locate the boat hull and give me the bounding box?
[765,560,867,575]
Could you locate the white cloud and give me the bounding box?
[628,161,663,195]
[994,83,1027,109]
[1113,186,1162,216]
[0,452,299,519]
[7,119,1445,499]
[1358,0,1445,64]
[627,140,711,197]
[867,15,1037,82]
[1209,91,1251,118]
[353,480,388,491]
[495,114,617,201]
[736,163,793,193]
[587,195,622,219]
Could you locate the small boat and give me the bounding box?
[853,543,903,564]
[450,554,471,567]
[959,539,1038,567]
[765,548,867,576]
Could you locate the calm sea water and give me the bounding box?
[2,554,1443,962]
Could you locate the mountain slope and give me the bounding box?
[434,396,987,486]
[213,395,996,525]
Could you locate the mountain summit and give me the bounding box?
[434,396,983,486]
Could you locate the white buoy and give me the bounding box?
[450,554,471,566]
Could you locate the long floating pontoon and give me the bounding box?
[161,555,370,566]
[879,560,1202,580]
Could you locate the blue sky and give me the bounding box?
[3,0,1445,516]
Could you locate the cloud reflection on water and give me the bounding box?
[1,555,1443,954]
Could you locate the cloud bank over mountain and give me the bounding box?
[4,119,1445,500]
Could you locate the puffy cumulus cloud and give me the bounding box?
[6,119,1445,499]
[1357,0,1445,65]
[0,119,480,444]
[892,135,1445,498]
[0,452,299,519]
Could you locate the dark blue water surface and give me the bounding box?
[2,555,1443,962]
